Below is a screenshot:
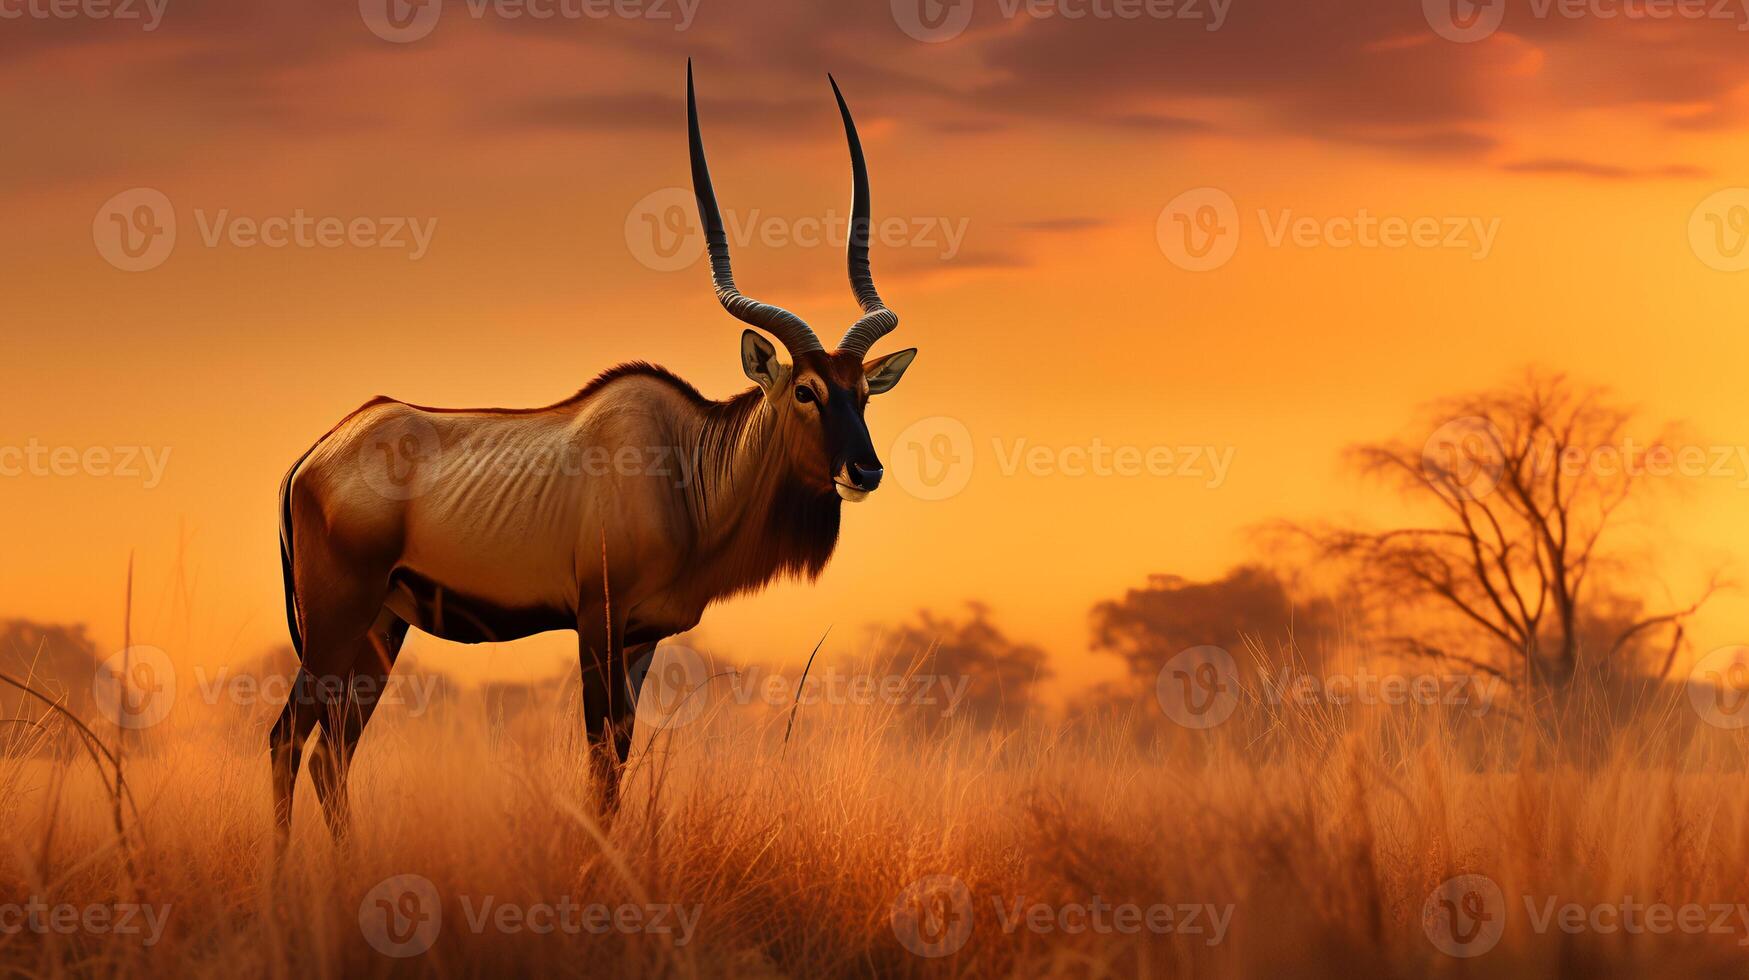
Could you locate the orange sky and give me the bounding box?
[4,0,1749,689]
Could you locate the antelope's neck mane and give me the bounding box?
[578,362,842,598]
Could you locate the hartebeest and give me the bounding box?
[270,64,917,838]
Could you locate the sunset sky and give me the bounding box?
[5,0,1749,690]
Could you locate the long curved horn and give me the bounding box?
[687,62,823,357]
[829,74,900,359]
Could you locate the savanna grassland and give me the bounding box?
[4,637,1749,980]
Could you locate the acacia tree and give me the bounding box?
[885,603,1053,728]
[1303,371,1721,691]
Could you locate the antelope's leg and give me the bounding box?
[268,671,324,843]
[576,610,635,818]
[271,524,395,847]
[308,608,410,842]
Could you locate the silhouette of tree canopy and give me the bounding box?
[886,602,1053,727]
[1089,565,1340,684]
[1296,370,1722,690]
[0,619,100,718]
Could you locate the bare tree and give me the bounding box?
[1299,371,1723,691]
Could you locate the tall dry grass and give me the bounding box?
[2,639,1748,979]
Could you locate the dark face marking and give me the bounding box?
[793,351,884,494]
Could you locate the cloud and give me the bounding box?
[5,0,1747,182]
[1016,217,1107,233]
[1501,157,1710,180]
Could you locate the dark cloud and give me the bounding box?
[4,0,1745,176]
[1501,158,1710,180]
[1016,217,1106,233]
[499,91,826,134]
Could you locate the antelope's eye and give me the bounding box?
[794,385,816,404]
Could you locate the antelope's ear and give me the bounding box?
[741,330,781,389]
[863,348,916,395]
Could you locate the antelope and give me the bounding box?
[269,63,917,839]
